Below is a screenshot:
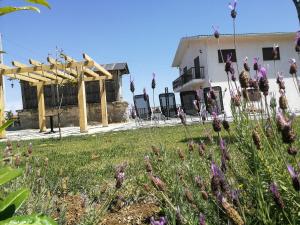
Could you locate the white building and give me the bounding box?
[172,32,300,116]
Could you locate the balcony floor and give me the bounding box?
[173,79,205,92]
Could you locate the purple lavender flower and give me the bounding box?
[289,58,297,75]
[272,44,279,60]
[177,107,186,125]
[220,139,230,161]
[253,57,259,71]
[212,25,220,39]
[269,182,285,209]
[115,164,126,189]
[276,72,285,90]
[211,162,230,196]
[115,171,125,189]
[231,189,240,207]
[143,88,149,101]
[151,73,156,89]
[225,54,232,73]
[130,75,135,93]
[221,154,227,173]
[199,213,206,225]
[243,57,250,72]
[287,165,300,191]
[130,105,137,119]
[175,207,184,225]
[228,0,237,19]
[258,66,269,96]
[150,217,167,225]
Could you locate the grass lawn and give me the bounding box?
[0,124,213,194]
[0,123,219,224]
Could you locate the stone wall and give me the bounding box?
[17,101,129,129]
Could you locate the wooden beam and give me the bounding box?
[83,53,112,79]
[47,57,79,78]
[12,61,51,82]
[0,60,94,76]
[61,53,99,78]
[31,76,106,86]
[37,83,46,132]
[0,64,39,83]
[99,79,108,127]
[0,74,5,138]
[77,68,88,133]
[29,59,64,82]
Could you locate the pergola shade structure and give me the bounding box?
[0,53,112,138]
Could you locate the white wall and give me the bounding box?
[179,40,208,79]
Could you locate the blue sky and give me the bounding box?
[1,0,299,112]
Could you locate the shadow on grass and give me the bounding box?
[179,133,233,145]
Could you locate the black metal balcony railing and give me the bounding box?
[172,67,205,90]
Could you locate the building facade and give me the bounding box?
[172,32,300,116]
[18,63,130,129]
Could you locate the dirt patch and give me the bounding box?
[100,202,160,225]
[52,194,86,225]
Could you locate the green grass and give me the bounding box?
[0,124,214,194]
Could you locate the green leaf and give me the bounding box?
[0,120,14,132]
[0,214,57,225]
[0,167,22,186]
[25,0,51,9]
[0,6,40,16]
[0,188,30,215]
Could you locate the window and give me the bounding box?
[218,49,237,63]
[262,47,280,61]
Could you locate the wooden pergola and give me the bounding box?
[0,53,112,138]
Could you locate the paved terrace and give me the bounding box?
[1,117,204,141]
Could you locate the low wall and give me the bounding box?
[18,101,129,129]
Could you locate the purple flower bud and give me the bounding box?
[175,207,184,225]
[150,216,167,225]
[212,25,220,39]
[151,73,156,89]
[287,165,300,191]
[143,88,149,101]
[199,213,206,225]
[269,182,285,209]
[228,0,237,18]
[130,75,135,93]
[177,107,186,125]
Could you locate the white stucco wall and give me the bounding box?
[179,40,208,79]
[175,34,300,116]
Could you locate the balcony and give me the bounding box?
[172,67,205,92]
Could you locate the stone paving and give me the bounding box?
[1,117,203,141]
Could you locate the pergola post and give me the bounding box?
[0,75,5,138]
[100,79,108,127]
[77,68,88,133]
[36,83,46,132]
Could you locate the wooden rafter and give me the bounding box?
[61,53,99,78]
[12,61,51,82]
[83,53,112,79]
[29,59,64,82]
[47,57,79,78]
[0,64,39,83]
[0,60,94,76]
